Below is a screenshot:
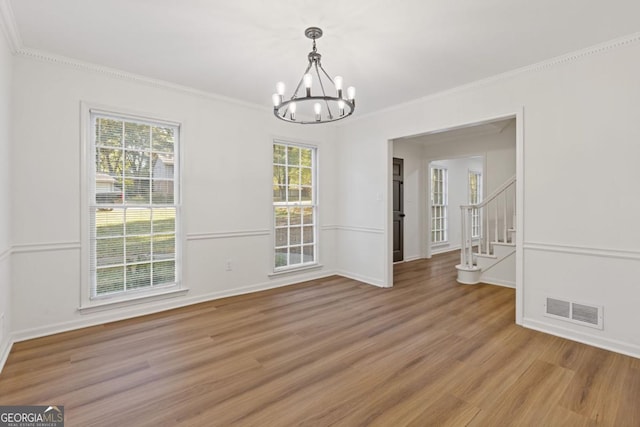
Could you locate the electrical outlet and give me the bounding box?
[225,260,232,271]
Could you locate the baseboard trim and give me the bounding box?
[431,245,461,255]
[12,270,339,343]
[0,337,13,374]
[522,317,640,360]
[479,278,515,288]
[8,269,386,362]
[335,270,389,288]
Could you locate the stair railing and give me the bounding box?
[459,175,516,269]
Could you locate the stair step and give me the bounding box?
[455,264,482,285]
[492,241,515,247]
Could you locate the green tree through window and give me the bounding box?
[91,113,179,297]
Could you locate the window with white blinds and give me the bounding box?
[273,142,317,270]
[431,167,448,244]
[89,112,180,298]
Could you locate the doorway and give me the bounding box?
[386,111,524,324]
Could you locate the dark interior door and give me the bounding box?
[393,158,404,262]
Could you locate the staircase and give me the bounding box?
[456,176,516,286]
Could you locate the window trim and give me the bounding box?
[430,165,448,245]
[79,102,185,310]
[271,139,319,273]
[468,169,482,239]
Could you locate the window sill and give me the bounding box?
[269,263,324,278]
[78,287,189,314]
[431,241,449,248]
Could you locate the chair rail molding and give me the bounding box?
[524,242,640,261]
[186,229,271,241]
[321,225,384,234]
[11,241,82,253]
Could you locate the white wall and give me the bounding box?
[9,55,339,338]
[0,22,12,366]
[337,37,640,357]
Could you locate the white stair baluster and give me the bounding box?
[485,205,489,254]
[457,175,516,285]
[503,192,507,243]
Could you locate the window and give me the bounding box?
[89,112,180,298]
[469,170,482,238]
[273,142,316,270]
[431,166,447,244]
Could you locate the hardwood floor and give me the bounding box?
[1,251,639,426]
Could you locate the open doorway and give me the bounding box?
[392,118,515,261]
[388,112,523,322]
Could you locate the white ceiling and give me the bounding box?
[7,0,640,115]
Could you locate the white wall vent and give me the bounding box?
[544,297,603,329]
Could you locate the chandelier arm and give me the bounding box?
[317,63,335,86]
[282,62,314,118]
[291,62,314,100]
[314,62,333,119]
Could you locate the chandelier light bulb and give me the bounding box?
[334,76,343,97]
[338,99,345,116]
[272,93,281,107]
[276,81,286,96]
[314,102,322,121]
[289,102,297,120]
[334,76,343,90]
[304,73,313,97]
[347,86,356,101]
[303,74,313,88]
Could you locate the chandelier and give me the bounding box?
[272,27,356,124]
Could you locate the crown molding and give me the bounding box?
[3,0,640,120]
[0,0,21,53]
[0,0,266,113]
[17,47,269,112]
[346,31,640,125]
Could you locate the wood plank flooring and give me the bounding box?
[1,251,639,426]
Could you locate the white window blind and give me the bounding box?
[273,142,317,270]
[89,112,179,297]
